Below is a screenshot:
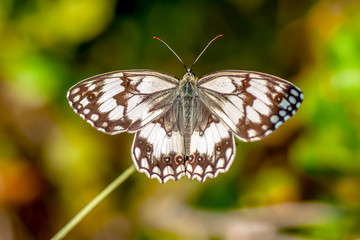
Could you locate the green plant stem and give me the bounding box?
[51,165,136,240]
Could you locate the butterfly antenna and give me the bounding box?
[190,34,223,71]
[153,36,188,71]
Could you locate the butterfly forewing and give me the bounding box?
[198,70,304,142]
[67,70,179,134]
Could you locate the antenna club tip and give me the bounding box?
[153,36,159,39]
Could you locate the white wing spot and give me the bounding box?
[194,166,204,175]
[91,114,99,122]
[135,147,141,159]
[265,130,273,136]
[216,158,225,168]
[275,121,283,129]
[88,84,96,91]
[289,96,297,104]
[176,165,185,174]
[86,119,94,127]
[284,115,290,121]
[113,125,124,131]
[248,129,257,138]
[141,158,149,169]
[205,165,213,173]
[83,108,90,115]
[71,88,80,95]
[73,95,81,102]
[279,110,286,117]
[279,98,290,109]
[152,166,161,175]
[290,89,299,97]
[187,164,193,172]
[80,98,90,107]
[225,148,232,160]
[270,115,279,124]
[274,85,282,92]
[163,166,174,176]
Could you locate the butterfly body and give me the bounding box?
[179,71,197,156]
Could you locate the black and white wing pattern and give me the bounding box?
[131,99,186,183]
[67,68,303,184]
[185,99,236,182]
[197,70,304,142]
[67,70,178,134]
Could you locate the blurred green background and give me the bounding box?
[1,0,360,239]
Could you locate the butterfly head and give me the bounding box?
[183,69,195,82]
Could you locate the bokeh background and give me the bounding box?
[1,0,360,239]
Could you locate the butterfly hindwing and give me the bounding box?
[186,100,236,182]
[67,70,179,134]
[198,70,304,142]
[131,103,186,183]
[131,97,236,183]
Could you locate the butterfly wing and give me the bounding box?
[67,70,179,134]
[186,99,236,182]
[131,99,186,183]
[197,70,304,142]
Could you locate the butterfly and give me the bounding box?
[67,35,303,183]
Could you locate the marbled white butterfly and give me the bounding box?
[67,35,303,183]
